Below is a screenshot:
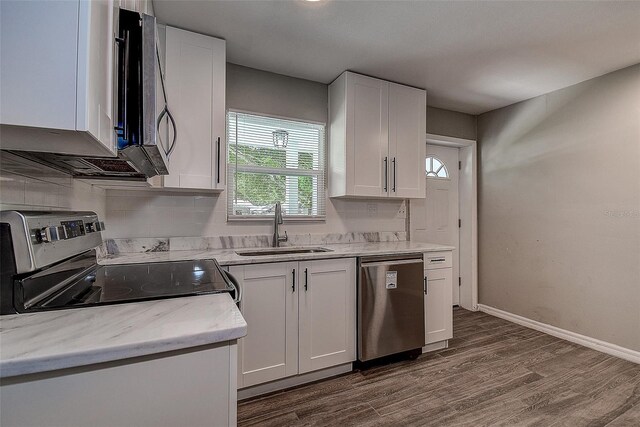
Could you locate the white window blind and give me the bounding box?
[227,111,326,219]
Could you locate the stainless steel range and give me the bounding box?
[0,211,239,315]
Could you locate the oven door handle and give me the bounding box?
[224,270,242,305]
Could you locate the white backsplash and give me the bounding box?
[0,154,407,244]
[0,153,106,217]
[101,231,407,255]
[104,189,406,239]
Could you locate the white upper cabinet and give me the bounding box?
[330,73,389,198]
[162,26,226,191]
[329,71,426,199]
[0,0,117,157]
[389,83,427,199]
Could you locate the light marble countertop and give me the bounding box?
[0,241,449,379]
[0,293,247,378]
[100,241,455,266]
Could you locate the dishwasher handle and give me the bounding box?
[360,259,424,268]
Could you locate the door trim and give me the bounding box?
[425,133,478,311]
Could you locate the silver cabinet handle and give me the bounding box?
[430,258,446,263]
[383,157,388,192]
[392,157,396,192]
[304,268,309,291]
[292,268,296,293]
[424,276,428,294]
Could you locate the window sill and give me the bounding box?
[227,215,326,222]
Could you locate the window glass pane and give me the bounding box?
[229,145,286,168]
[426,156,449,179]
[227,111,326,218]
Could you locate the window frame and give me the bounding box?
[226,109,328,222]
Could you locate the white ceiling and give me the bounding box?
[153,1,640,115]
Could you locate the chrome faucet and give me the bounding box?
[273,202,288,247]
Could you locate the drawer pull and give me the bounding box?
[429,258,446,263]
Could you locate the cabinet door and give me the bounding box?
[346,73,389,197]
[388,83,426,199]
[76,0,117,154]
[298,259,356,374]
[425,267,453,344]
[0,0,117,156]
[164,26,226,190]
[230,262,298,388]
[0,1,79,130]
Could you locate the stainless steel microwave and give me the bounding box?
[4,8,172,180]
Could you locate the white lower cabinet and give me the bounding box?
[230,258,356,389]
[0,342,237,427]
[232,262,298,388]
[424,252,454,345]
[298,259,356,374]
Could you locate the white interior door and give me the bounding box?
[411,144,460,305]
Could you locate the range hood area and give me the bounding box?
[0,6,170,180]
[4,150,148,180]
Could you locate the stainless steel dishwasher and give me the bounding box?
[358,254,425,362]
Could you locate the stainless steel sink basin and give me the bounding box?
[235,247,333,256]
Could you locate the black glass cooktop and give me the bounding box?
[18,257,234,311]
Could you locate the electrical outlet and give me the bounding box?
[397,200,407,219]
[367,203,377,217]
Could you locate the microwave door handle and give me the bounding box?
[157,106,177,158]
[114,31,130,142]
[166,108,177,157]
[155,44,168,105]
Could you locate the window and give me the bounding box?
[425,156,449,178]
[227,111,326,219]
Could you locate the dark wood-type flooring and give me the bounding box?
[238,308,640,426]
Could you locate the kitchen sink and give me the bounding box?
[235,247,334,256]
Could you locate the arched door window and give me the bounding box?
[426,156,449,178]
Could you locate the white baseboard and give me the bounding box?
[478,304,640,365]
[237,363,352,400]
[422,340,448,353]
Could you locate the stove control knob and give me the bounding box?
[40,226,66,243]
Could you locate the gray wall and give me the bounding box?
[228,63,476,140]
[227,63,328,123]
[477,64,640,352]
[427,106,476,140]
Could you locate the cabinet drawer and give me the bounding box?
[424,251,452,270]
